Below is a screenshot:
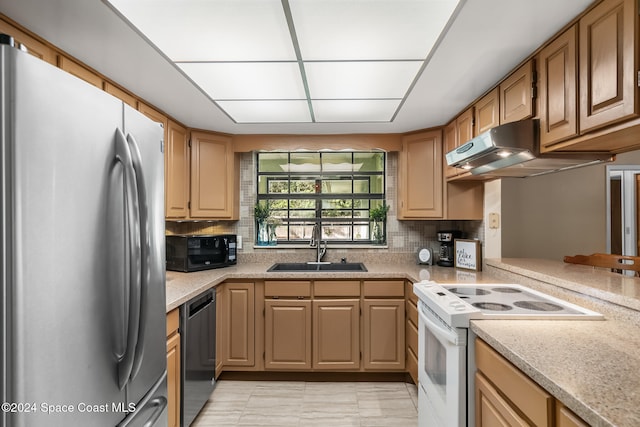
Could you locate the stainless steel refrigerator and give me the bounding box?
[0,42,168,427]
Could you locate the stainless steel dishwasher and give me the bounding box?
[181,289,216,426]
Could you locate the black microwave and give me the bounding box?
[166,234,237,272]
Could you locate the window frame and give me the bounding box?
[256,151,387,245]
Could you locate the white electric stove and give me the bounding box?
[412,281,603,427]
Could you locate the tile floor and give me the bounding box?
[191,380,418,427]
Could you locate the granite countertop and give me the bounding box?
[165,260,496,311]
[165,257,640,427]
[481,258,640,427]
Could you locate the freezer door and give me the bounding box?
[118,373,168,427]
[0,47,127,426]
[122,104,167,407]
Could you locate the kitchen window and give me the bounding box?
[256,151,387,244]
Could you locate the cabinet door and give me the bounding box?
[166,332,180,427]
[165,120,189,218]
[223,283,255,367]
[475,372,529,427]
[556,402,589,427]
[362,299,405,370]
[500,61,535,124]
[444,121,458,178]
[398,130,443,219]
[312,299,360,370]
[579,0,637,133]
[264,300,312,370]
[190,131,239,219]
[456,107,474,146]
[538,25,578,149]
[475,88,500,134]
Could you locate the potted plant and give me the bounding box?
[369,202,389,244]
[254,202,270,246]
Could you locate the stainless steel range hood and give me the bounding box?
[445,119,614,178]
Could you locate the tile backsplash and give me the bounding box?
[166,151,484,259]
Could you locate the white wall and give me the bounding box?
[493,149,640,261]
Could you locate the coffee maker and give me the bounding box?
[436,230,462,267]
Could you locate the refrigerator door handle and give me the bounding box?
[117,372,168,427]
[126,133,150,382]
[115,128,142,390]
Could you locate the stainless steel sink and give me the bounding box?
[267,262,367,272]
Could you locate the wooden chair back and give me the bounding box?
[563,253,640,276]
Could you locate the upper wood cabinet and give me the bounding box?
[456,107,475,144]
[58,55,103,89]
[398,130,443,219]
[443,121,458,179]
[0,18,56,65]
[190,131,239,220]
[444,107,474,179]
[578,0,637,133]
[500,60,536,124]
[538,25,578,149]
[165,120,190,219]
[104,82,137,109]
[474,88,500,135]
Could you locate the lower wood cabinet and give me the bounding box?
[556,402,589,427]
[221,282,255,367]
[405,282,419,384]
[475,338,588,427]
[217,279,410,375]
[363,299,405,370]
[312,299,360,370]
[166,308,180,427]
[264,300,312,370]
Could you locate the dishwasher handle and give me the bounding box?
[188,292,214,318]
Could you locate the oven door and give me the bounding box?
[417,300,467,427]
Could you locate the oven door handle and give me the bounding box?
[419,304,463,346]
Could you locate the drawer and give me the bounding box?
[406,317,418,356]
[363,280,404,297]
[314,280,360,297]
[475,339,553,427]
[166,308,179,337]
[405,281,419,304]
[265,281,311,297]
[405,299,418,327]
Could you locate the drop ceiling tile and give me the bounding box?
[217,100,312,123]
[178,62,306,100]
[289,0,461,60]
[312,99,401,122]
[108,0,296,61]
[305,61,423,99]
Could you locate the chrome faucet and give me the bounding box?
[309,222,327,263]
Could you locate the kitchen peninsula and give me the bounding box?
[167,257,640,427]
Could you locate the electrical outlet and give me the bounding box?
[488,212,500,229]
[237,235,243,249]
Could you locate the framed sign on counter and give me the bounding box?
[454,239,482,271]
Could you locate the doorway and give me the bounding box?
[606,166,640,258]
